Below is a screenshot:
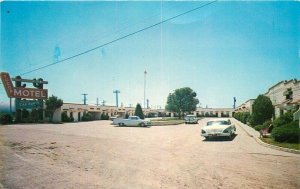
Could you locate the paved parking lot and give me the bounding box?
[0,118,299,189]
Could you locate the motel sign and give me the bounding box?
[13,87,48,99]
[1,72,48,99]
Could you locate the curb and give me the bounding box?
[254,137,300,155]
[233,119,300,155]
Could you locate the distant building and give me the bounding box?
[194,107,234,118]
[54,103,168,122]
[234,99,255,114]
[265,79,300,118]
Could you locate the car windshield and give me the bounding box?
[186,115,195,118]
[206,121,230,126]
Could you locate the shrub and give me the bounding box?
[82,113,94,121]
[282,121,299,128]
[101,113,109,120]
[271,126,300,143]
[273,112,294,127]
[254,124,265,131]
[254,120,272,131]
[241,112,250,124]
[0,113,13,124]
[234,112,251,124]
[147,113,156,118]
[61,112,74,122]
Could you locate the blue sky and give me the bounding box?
[1,1,299,109]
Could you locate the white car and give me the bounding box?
[185,115,198,124]
[201,119,236,140]
[115,116,151,127]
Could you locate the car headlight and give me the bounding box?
[201,130,206,134]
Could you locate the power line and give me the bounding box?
[19,1,217,76]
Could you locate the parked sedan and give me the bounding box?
[185,115,198,124]
[201,119,236,140]
[114,116,151,127]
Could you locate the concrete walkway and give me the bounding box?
[232,119,260,138]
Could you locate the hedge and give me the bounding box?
[273,112,294,127]
[271,121,300,143]
[254,120,272,131]
[234,112,250,124]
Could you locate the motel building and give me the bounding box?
[265,79,300,118]
[194,107,234,118]
[53,103,234,122]
[53,103,168,122]
[234,79,300,126]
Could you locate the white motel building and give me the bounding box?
[52,103,234,122]
[235,79,300,124]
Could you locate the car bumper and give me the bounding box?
[185,121,198,123]
[201,132,231,137]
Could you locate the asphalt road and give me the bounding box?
[0,118,299,189]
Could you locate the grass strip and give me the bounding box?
[261,137,300,151]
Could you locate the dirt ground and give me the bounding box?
[0,118,299,189]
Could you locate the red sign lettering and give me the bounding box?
[1,72,48,99]
[0,72,14,97]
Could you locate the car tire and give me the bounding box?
[118,123,123,127]
[205,137,209,141]
[228,134,232,140]
[140,123,145,127]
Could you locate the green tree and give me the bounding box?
[134,103,144,119]
[165,87,199,118]
[250,95,274,126]
[45,95,63,122]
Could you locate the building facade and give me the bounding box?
[194,107,234,118]
[234,79,300,122]
[265,79,300,118]
[53,103,234,122]
[234,99,255,114]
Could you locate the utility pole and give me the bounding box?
[102,100,106,106]
[113,90,120,107]
[144,70,147,108]
[82,94,88,105]
[96,97,99,106]
[146,99,149,109]
[233,97,236,109]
